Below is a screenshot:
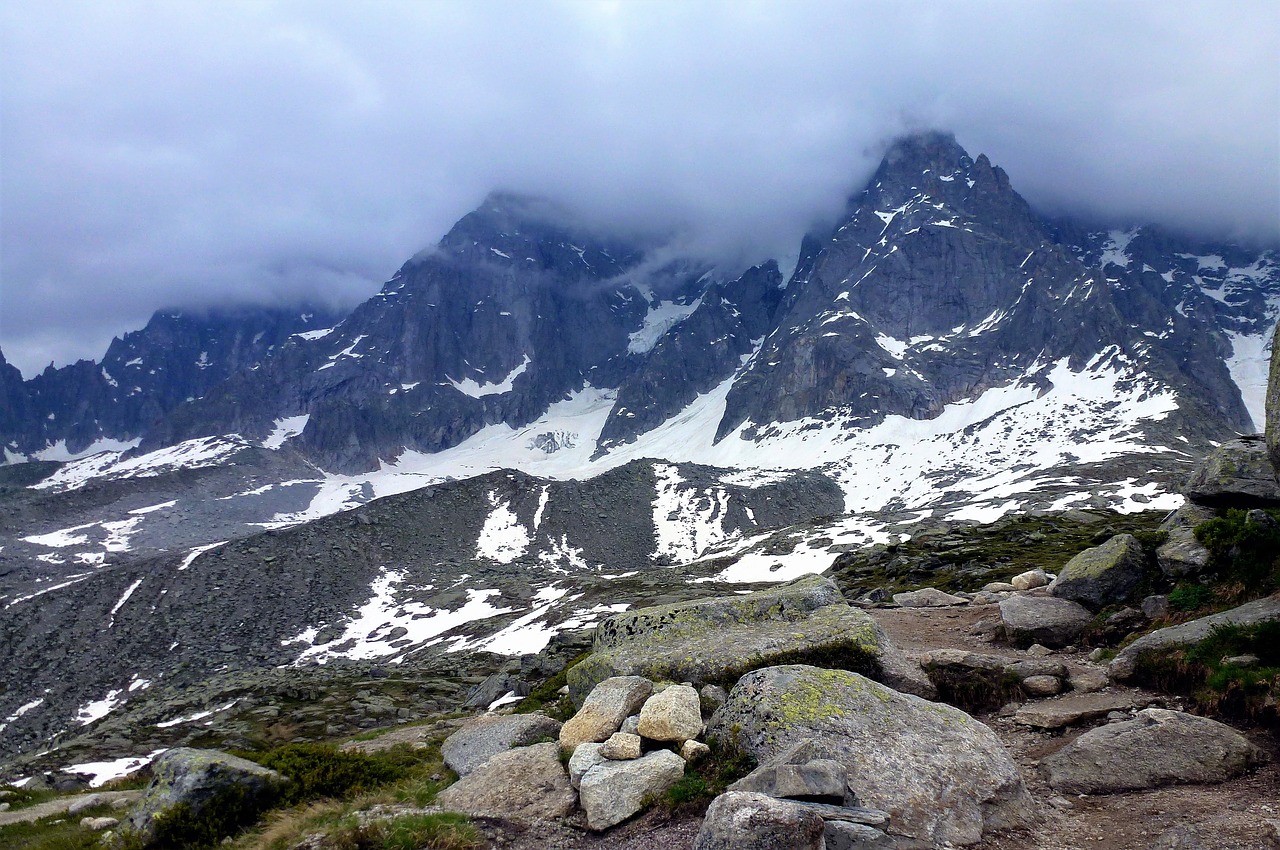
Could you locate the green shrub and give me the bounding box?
[246,743,417,807]
[148,783,270,849]
[318,812,481,850]
[1131,621,1280,722]
[1168,583,1215,612]
[658,743,756,816]
[514,651,590,719]
[1194,508,1280,592]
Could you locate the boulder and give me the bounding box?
[559,675,653,753]
[730,738,853,805]
[461,672,530,709]
[823,820,896,849]
[699,684,728,715]
[441,713,563,776]
[599,731,641,760]
[1013,691,1154,730]
[434,742,576,821]
[1021,675,1062,697]
[919,649,1023,711]
[1269,319,1280,475]
[1156,504,1215,577]
[80,817,118,831]
[681,739,710,761]
[1010,569,1048,591]
[693,791,826,850]
[1109,594,1280,680]
[566,576,931,705]
[999,595,1092,648]
[891,588,968,607]
[708,665,1034,846]
[637,684,703,742]
[118,748,288,846]
[567,742,605,789]
[983,581,1017,593]
[578,749,685,830]
[1183,436,1280,507]
[1141,594,1171,619]
[1044,708,1266,794]
[1051,534,1146,610]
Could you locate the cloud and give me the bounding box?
[1,0,1276,375]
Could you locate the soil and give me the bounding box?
[482,601,1280,850]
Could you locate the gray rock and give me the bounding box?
[1224,654,1261,667]
[1010,569,1048,591]
[730,739,852,805]
[1005,658,1069,680]
[637,684,703,742]
[599,731,641,760]
[983,581,1017,593]
[435,742,577,821]
[67,794,105,815]
[1109,594,1280,679]
[80,817,118,831]
[1014,691,1155,730]
[119,748,288,846]
[824,820,896,850]
[1021,675,1062,696]
[620,714,640,735]
[699,684,728,715]
[1044,708,1266,794]
[461,672,529,709]
[709,665,1034,846]
[441,713,563,776]
[693,791,826,850]
[1051,534,1146,610]
[1156,504,1215,577]
[999,594,1092,648]
[559,675,653,753]
[891,587,968,607]
[1142,594,1171,619]
[567,742,605,789]
[1184,436,1280,507]
[579,749,686,830]
[1068,667,1109,693]
[681,739,710,761]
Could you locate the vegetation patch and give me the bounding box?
[1194,508,1280,600]
[244,743,418,807]
[0,802,121,850]
[656,742,757,818]
[514,651,590,720]
[925,667,1025,713]
[301,812,481,850]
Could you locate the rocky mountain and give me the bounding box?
[1,131,1278,772]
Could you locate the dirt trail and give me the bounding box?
[0,789,138,827]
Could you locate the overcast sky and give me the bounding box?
[2,0,1277,377]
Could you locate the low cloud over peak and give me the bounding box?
[2,1,1276,376]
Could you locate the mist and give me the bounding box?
[2,0,1276,376]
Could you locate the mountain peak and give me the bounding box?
[879,130,971,175]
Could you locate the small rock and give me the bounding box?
[1047,795,1074,810]
[1068,668,1109,694]
[1000,596,1091,648]
[1014,692,1153,730]
[67,794,103,815]
[1106,711,1129,722]
[1142,594,1171,620]
[1224,654,1261,668]
[620,714,640,735]
[0,802,9,812]
[1088,647,1108,662]
[699,684,728,716]
[567,742,605,789]
[580,749,686,830]
[1021,675,1062,697]
[1027,643,1054,657]
[693,791,826,850]
[600,732,641,760]
[891,588,968,607]
[681,739,710,762]
[983,581,1017,593]
[823,820,895,850]
[637,684,703,742]
[80,817,119,831]
[560,676,653,753]
[1010,569,1048,591]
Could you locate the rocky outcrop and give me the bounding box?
[558,676,653,753]
[578,749,685,830]
[434,742,577,821]
[118,748,288,846]
[1268,319,1280,476]
[441,713,562,777]
[1051,534,1146,609]
[1013,691,1155,730]
[1109,594,1280,680]
[1043,708,1265,793]
[708,665,1034,846]
[892,588,968,607]
[693,791,827,850]
[1156,503,1215,577]
[1183,436,1280,507]
[567,576,929,706]
[999,595,1092,648]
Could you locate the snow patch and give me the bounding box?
[449,355,531,397]
[263,415,310,449]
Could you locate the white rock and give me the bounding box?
[637,684,703,742]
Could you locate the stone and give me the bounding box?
[709,665,1034,846]
[1184,436,1280,507]
[567,575,933,705]
[1020,675,1062,696]
[693,791,826,850]
[461,672,529,710]
[0,802,8,812]
[1109,594,1280,679]
[1010,569,1048,591]
[983,581,1017,593]
[681,739,710,761]
[1225,654,1261,667]
[559,675,653,753]
[1005,658,1069,680]
[969,591,1004,605]
[80,817,118,831]
[434,742,576,821]
[441,713,563,776]
[891,587,968,607]
[620,714,640,734]
[67,794,105,815]
[579,749,686,831]
[637,684,703,742]
[823,820,896,850]
[1068,668,1109,693]
[1156,503,1216,577]
[1142,594,1171,619]
[919,649,1023,710]
[699,684,728,715]
[599,731,641,760]
[1044,708,1266,794]
[1098,606,1148,642]
[1013,691,1155,730]
[567,742,605,789]
[999,595,1092,648]
[1051,534,1146,610]
[118,748,289,846]
[1026,643,1054,657]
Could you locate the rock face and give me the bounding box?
[567,576,917,706]
[1109,594,1280,679]
[558,675,653,752]
[636,684,703,742]
[434,742,577,821]
[441,713,563,777]
[578,749,686,830]
[708,665,1034,846]
[693,791,827,850]
[1183,436,1280,506]
[1156,503,1215,577]
[1051,534,1146,609]
[1269,319,1280,475]
[1044,708,1265,793]
[999,594,1092,648]
[119,748,288,845]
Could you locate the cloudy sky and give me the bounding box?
[2,0,1277,377]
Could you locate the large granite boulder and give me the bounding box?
[637,684,703,742]
[1267,319,1280,477]
[1109,594,1280,680]
[707,665,1034,846]
[1183,436,1280,507]
[578,749,685,830]
[1156,503,1215,578]
[559,675,653,753]
[693,791,827,850]
[441,713,563,777]
[567,576,931,705]
[1051,534,1146,610]
[1044,708,1265,793]
[435,742,576,821]
[999,594,1092,648]
[119,748,288,846]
